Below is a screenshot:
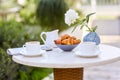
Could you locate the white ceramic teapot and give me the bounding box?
[40,29,59,48]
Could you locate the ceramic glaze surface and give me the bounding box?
[40,29,59,47]
[83,32,100,45]
[56,44,78,51]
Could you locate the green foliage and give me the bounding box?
[36,0,68,31]
[19,0,39,25]
[86,13,95,23]
[0,48,19,80]
[0,20,52,80]
[0,20,42,48]
[31,68,52,80]
[20,7,36,25]
[72,12,97,32]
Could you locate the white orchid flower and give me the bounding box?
[65,9,79,26]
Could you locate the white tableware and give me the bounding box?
[79,42,98,53]
[76,42,100,57]
[56,44,79,51]
[20,50,45,57]
[23,41,41,55]
[40,29,59,48]
[41,45,53,51]
[75,49,101,58]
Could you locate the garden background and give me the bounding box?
[0,0,120,80]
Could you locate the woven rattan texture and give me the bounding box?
[53,68,83,80]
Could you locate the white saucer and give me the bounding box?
[75,50,101,58]
[20,50,45,57]
[41,45,53,51]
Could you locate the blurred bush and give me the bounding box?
[0,20,52,80]
[36,0,68,31]
[19,0,37,25]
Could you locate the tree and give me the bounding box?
[36,0,68,31]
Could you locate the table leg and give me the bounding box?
[53,68,83,80]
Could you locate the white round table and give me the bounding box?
[12,44,120,80]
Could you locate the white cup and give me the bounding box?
[23,41,41,54]
[78,42,99,55]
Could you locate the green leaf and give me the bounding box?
[86,12,95,23]
[81,18,86,22]
[71,24,78,33]
[80,24,84,29]
[92,26,97,32]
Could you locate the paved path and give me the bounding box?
[84,61,120,80]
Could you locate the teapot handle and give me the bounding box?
[40,32,46,43]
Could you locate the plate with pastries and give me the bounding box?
[54,34,81,51]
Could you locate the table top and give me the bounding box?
[12,44,120,68]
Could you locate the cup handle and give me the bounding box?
[23,44,26,49]
[22,45,26,52]
[40,32,46,43]
[23,44,26,47]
